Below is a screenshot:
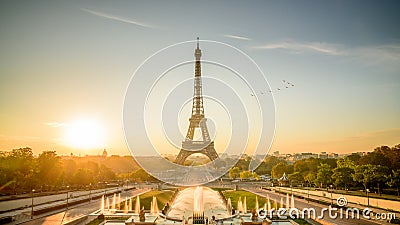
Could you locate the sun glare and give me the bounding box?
[64,119,105,149]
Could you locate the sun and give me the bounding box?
[64,119,105,149]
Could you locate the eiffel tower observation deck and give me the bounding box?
[175,38,219,165]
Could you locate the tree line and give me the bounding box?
[230,144,400,196]
[0,147,119,194]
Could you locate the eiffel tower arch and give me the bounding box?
[175,38,219,165]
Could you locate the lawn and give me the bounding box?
[222,190,267,210]
[134,190,175,210]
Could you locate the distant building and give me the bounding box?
[328,153,339,159]
[319,152,328,159]
[102,149,108,157]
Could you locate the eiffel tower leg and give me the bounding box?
[175,149,191,165]
[205,144,218,161]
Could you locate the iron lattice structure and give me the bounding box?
[175,38,219,165]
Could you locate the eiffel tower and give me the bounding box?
[175,38,219,165]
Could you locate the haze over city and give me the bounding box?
[1,1,399,156]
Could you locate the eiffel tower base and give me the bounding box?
[175,143,218,165]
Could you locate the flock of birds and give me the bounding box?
[277,79,295,91]
[250,79,295,97]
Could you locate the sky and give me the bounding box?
[0,0,399,156]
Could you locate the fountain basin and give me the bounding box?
[167,186,232,221]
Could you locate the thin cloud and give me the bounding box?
[350,44,400,64]
[254,41,342,55]
[224,34,252,41]
[45,122,65,128]
[254,40,400,64]
[81,8,154,28]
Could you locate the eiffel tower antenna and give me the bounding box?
[175,37,218,165]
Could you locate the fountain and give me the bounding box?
[167,186,231,221]
[227,198,232,216]
[135,196,141,214]
[91,186,297,225]
[243,196,247,213]
[193,186,204,215]
[291,194,295,209]
[112,193,116,210]
[124,197,128,213]
[150,196,159,215]
[192,187,204,223]
[255,196,259,210]
[101,195,105,213]
[286,194,289,210]
[237,197,243,213]
[127,197,131,211]
[106,197,110,210]
[118,193,121,209]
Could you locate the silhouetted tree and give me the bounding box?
[35,151,62,190]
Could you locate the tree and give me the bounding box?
[353,164,388,194]
[293,158,320,181]
[322,158,337,169]
[130,168,156,182]
[61,159,77,185]
[255,156,284,175]
[315,163,332,188]
[8,147,35,193]
[272,162,293,179]
[389,144,400,169]
[304,173,316,187]
[336,158,356,169]
[36,151,62,190]
[332,167,354,189]
[240,170,253,180]
[345,153,361,165]
[98,164,117,181]
[374,165,389,195]
[229,167,240,179]
[386,169,400,196]
[288,172,304,185]
[72,168,94,187]
[238,170,260,180]
[235,157,251,171]
[359,150,391,168]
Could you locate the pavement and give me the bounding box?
[5,188,150,225]
[0,187,123,214]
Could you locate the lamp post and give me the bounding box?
[66,185,70,209]
[366,189,370,206]
[89,183,92,203]
[307,182,310,203]
[31,189,35,219]
[330,185,333,206]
